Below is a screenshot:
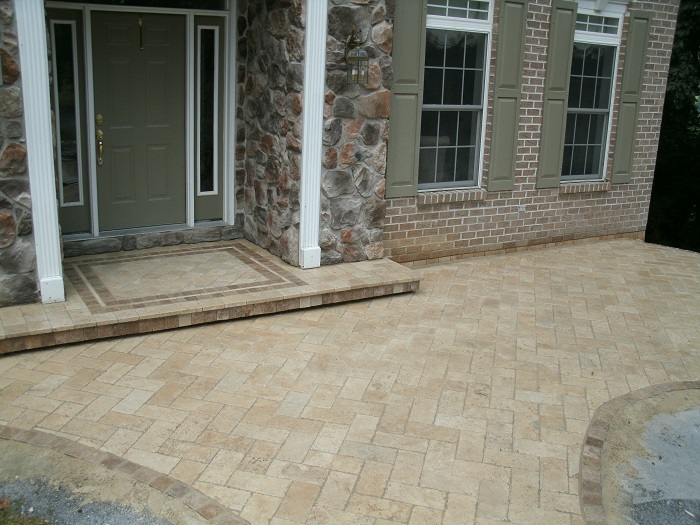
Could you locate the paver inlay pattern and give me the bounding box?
[0,240,698,524]
[64,242,306,312]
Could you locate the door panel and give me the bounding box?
[111,147,136,202]
[92,11,186,231]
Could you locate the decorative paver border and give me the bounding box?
[64,242,307,313]
[579,380,700,525]
[0,424,249,525]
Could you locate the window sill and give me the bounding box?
[417,188,486,206]
[559,181,611,194]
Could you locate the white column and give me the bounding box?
[16,0,65,303]
[298,0,328,269]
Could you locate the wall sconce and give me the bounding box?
[345,25,369,85]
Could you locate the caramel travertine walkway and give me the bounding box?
[0,239,699,524]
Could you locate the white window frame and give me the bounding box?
[561,5,622,182]
[196,24,220,197]
[419,2,493,191]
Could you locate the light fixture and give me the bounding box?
[345,25,369,85]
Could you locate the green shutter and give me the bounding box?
[536,0,577,189]
[488,0,529,191]
[611,10,653,184]
[385,0,427,198]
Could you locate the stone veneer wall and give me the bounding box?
[0,0,38,306]
[383,0,678,265]
[320,0,393,264]
[236,0,305,266]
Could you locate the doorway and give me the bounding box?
[93,11,186,230]
[47,2,231,236]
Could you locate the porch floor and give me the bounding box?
[0,240,419,355]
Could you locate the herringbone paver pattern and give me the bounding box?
[0,239,699,524]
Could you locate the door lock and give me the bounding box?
[96,114,103,126]
[96,129,104,166]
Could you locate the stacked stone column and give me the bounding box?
[0,0,38,306]
[321,1,393,264]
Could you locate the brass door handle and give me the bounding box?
[97,129,104,166]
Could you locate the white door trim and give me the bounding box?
[16,0,65,303]
[298,0,327,269]
[186,11,195,227]
[223,5,237,224]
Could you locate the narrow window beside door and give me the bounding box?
[50,21,84,206]
[197,26,219,195]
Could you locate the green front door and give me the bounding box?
[92,11,186,231]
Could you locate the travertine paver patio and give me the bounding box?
[0,239,699,524]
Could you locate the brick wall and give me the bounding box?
[384,0,678,265]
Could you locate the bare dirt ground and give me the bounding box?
[0,439,212,525]
[601,389,700,524]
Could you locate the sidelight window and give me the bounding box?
[50,20,84,206]
[197,26,219,195]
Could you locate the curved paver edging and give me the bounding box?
[579,380,700,525]
[0,425,249,525]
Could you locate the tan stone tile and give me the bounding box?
[311,423,348,454]
[303,451,364,475]
[275,481,320,523]
[539,490,580,514]
[338,441,397,465]
[112,389,153,415]
[240,440,281,473]
[192,481,251,512]
[345,414,380,444]
[102,427,142,456]
[355,460,392,497]
[420,470,480,496]
[443,493,478,524]
[276,431,316,463]
[409,505,443,525]
[240,493,282,525]
[390,450,424,486]
[507,503,574,524]
[424,440,457,473]
[315,471,356,510]
[346,494,412,522]
[124,448,179,474]
[159,438,217,463]
[266,459,329,485]
[476,479,510,520]
[307,504,376,525]
[226,470,291,498]
[129,419,174,451]
[385,481,447,510]
[197,449,244,485]
[170,458,207,485]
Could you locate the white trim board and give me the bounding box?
[16,0,65,303]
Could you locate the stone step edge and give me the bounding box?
[0,424,250,525]
[63,225,244,258]
[0,281,420,355]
